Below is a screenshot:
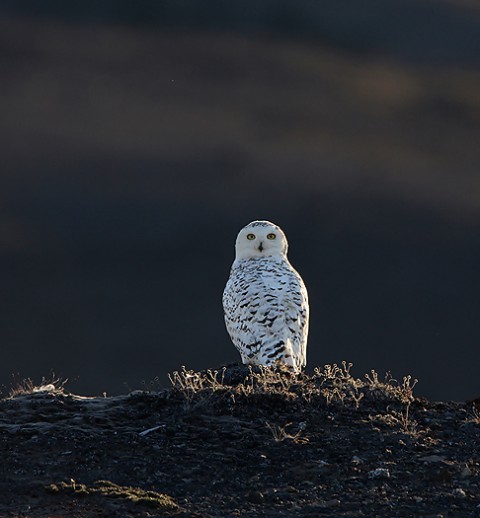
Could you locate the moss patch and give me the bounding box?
[48,479,178,512]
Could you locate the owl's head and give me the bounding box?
[235,220,288,260]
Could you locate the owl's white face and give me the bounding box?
[234,220,288,261]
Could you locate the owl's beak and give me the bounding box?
[258,242,264,252]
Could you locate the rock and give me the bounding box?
[452,488,467,499]
[368,468,390,479]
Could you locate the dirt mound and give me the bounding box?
[0,365,478,516]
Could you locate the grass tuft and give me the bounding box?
[165,362,419,434]
[8,374,68,398]
[47,479,179,512]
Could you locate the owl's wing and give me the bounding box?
[287,272,309,368]
[222,274,266,362]
[266,268,309,370]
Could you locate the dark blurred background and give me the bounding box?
[1,1,479,400]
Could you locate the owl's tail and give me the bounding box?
[257,338,301,373]
[283,338,302,373]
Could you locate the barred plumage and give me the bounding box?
[223,221,309,372]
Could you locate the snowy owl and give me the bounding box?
[223,220,309,372]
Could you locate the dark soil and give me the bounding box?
[0,365,479,517]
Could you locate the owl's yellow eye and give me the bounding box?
[246,233,256,240]
[267,233,276,240]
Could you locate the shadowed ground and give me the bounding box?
[0,366,479,516]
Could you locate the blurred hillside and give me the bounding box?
[0,1,479,400]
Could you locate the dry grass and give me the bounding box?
[265,421,309,444]
[48,480,178,512]
[4,363,420,435]
[8,374,68,398]
[167,362,419,433]
[466,405,480,425]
